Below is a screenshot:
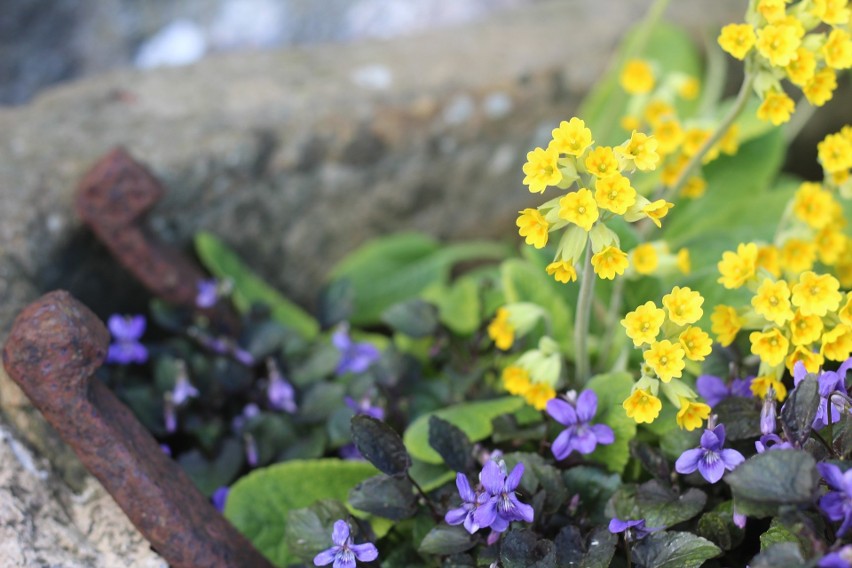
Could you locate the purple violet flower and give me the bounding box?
[695,374,751,408]
[818,462,852,537]
[106,314,148,364]
[345,396,385,420]
[232,403,260,432]
[755,433,794,453]
[244,433,258,468]
[333,324,381,375]
[339,443,364,461]
[211,486,229,513]
[171,369,200,406]
[313,519,378,568]
[195,279,219,308]
[760,390,777,436]
[266,359,297,413]
[445,473,488,534]
[675,424,744,484]
[546,390,614,460]
[608,518,656,541]
[732,508,747,529]
[473,460,534,533]
[820,545,852,568]
[794,360,851,429]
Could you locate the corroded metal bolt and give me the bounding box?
[2,290,273,568]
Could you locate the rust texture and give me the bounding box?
[2,291,274,568]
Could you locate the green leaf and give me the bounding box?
[501,258,574,350]
[284,500,350,563]
[428,416,474,473]
[696,508,744,552]
[726,450,818,517]
[562,466,622,525]
[553,526,616,568]
[500,530,557,568]
[195,232,319,339]
[328,233,508,325]
[610,481,706,529]
[224,459,378,566]
[780,374,820,447]
[749,543,805,568]
[351,415,411,476]
[381,299,440,338]
[178,438,243,496]
[349,474,418,520]
[714,397,762,441]
[631,531,722,568]
[585,372,637,473]
[403,397,525,464]
[418,525,476,555]
[422,277,482,336]
[408,460,455,493]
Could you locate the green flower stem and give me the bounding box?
[784,95,817,144]
[597,276,625,371]
[575,240,596,384]
[662,71,755,202]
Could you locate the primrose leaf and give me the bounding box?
[403,397,526,463]
[351,415,411,476]
[195,231,319,339]
[381,299,440,338]
[585,372,637,473]
[501,258,573,349]
[631,531,722,568]
[225,459,378,566]
[726,450,818,517]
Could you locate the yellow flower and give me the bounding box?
[756,23,801,67]
[804,68,838,107]
[719,124,740,155]
[643,199,674,228]
[676,398,711,431]
[487,308,514,350]
[793,182,834,229]
[644,100,675,126]
[558,188,599,231]
[623,388,662,424]
[750,375,788,402]
[679,326,713,362]
[594,174,636,214]
[789,309,824,345]
[757,90,795,126]
[630,243,659,275]
[591,245,628,280]
[584,146,620,178]
[502,366,531,395]
[757,0,787,22]
[653,119,684,156]
[839,292,852,327]
[621,301,666,347]
[711,305,744,347]
[523,382,556,411]
[683,127,712,158]
[812,0,851,25]
[516,208,550,249]
[822,324,852,362]
[786,345,824,374]
[717,242,758,289]
[818,132,852,174]
[780,238,816,274]
[617,131,660,171]
[663,286,704,326]
[785,47,816,86]
[677,248,691,275]
[816,227,847,265]
[523,147,563,193]
[550,117,594,157]
[757,245,781,278]
[621,115,641,132]
[546,260,578,283]
[681,176,707,199]
[749,328,790,367]
[620,59,655,94]
[791,271,842,316]
[644,340,686,383]
[823,29,852,70]
[752,279,793,326]
[718,23,756,60]
[678,77,700,100]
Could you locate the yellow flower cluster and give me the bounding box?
[620,287,713,430]
[819,125,852,194]
[500,337,562,410]
[626,241,691,278]
[718,0,852,125]
[616,58,740,202]
[519,117,672,283]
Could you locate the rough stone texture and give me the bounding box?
[0,419,165,566]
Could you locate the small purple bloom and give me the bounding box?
[164,398,177,434]
[160,444,172,457]
[345,396,385,421]
[171,373,200,406]
[244,433,259,467]
[820,545,852,568]
[760,391,777,436]
[696,374,751,408]
[793,360,852,429]
[675,424,744,484]
[732,508,746,529]
[211,486,229,513]
[333,324,381,375]
[818,462,852,537]
[608,518,655,541]
[232,403,261,432]
[473,460,534,533]
[195,279,219,308]
[233,347,255,367]
[313,519,378,568]
[266,359,297,413]
[106,314,148,364]
[339,443,364,461]
[546,390,614,460]
[445,473,487,534]
[755,433,794,453]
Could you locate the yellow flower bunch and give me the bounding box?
[500,337,562,410]
[620,287,713,429]
[819,125,852,195]
[626,241,691,278]
[519,117,672,283]
[718,0,852,125]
